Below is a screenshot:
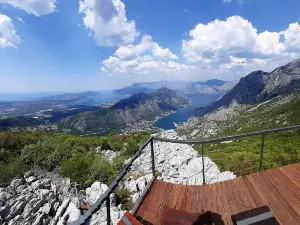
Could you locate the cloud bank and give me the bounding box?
[0,0,56,16]
[0,14,21,48]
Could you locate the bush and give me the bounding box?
[0,156,28,186]
[114,188,133,210]
[90,155,115,184]
[61,153,94,185]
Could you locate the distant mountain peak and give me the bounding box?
[154,87,176,97]
[196,58,300,116]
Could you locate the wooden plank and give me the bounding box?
[236,177,257,209]
[281,164,300,188]
[291,162,300,174]
[214,182,226,224]
[275,167,300,202]
[265,169,300,218]
[181,185,190,212]
[242,176,265,208]
[246,174,283,225]
[136,179,160,220]
[199,185,209,212]
[165,183,175,207]
[251,173,297,224]
[169,184,180,209]
[280,166,300,189]
[155,183,173,225]
[190,186,199,213]
[229,177,245,214]
[209,183,219,224]
[183,185,192,212]
[146,180,168,224]
[175,185,187,211]
[231,175,258,224]
[259,170,300,223]
[223,180,238,216]
[219,181,233,225]
[233,177,252,211]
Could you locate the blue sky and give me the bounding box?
[0,0,300,93]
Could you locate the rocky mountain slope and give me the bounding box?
[197,58,300,116]
[114,79,237,96]
[60,88,189,133]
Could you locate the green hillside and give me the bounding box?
[193,89,300,176]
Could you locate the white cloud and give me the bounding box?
[223,0,232,2]
[79,0,139,47]
[283,22,300,52]
[101,35,194,78]
[0,0,56,16]
[181,16,300,80]
[222,56,247,69]
[255,31,284,55]
[114,34,177,60]
[182,16,300,63]
[0,14,21,48]
[182,16,258,63]
[152,43,177,59]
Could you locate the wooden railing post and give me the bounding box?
[202,144,206,185]
[106,195,111,225]
[259,133,265,172]
[150,138,156,177]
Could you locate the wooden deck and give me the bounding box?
[134,163,300,225]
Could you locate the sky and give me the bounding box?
[0,0,300,93]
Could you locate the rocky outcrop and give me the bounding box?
[84,182,123,225]
[101,150,120,163]
[127,130,235,186]
[0,172,81,225]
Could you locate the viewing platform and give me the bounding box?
[134,163,300,224]
[71,125,300,225]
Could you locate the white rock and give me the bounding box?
[8,214,22,225]
[57,202,80,224]
[10,179,23,190]
[35,189,50,198]
[86,182,110,205]
[39,203,51,215]
[0,205,10,218]
[24,171,34,179]
[8,201,26,218]
[101,150,120,163]
[25,176,37,184]
[51,198,70,225]
[22,198,46,218]
[32,213,44,225]
[31,181,45,190]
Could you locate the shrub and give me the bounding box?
[0,156,28,186]
[115,188,133,210]
[90,155,115,184]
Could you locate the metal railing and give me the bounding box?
[70,124,300,225]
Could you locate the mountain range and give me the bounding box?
[176,58,300,140]
[113,79,237,96]
[61,88,189,133]
[196,58,300,116]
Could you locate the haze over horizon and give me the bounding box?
[1,0,300,92]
